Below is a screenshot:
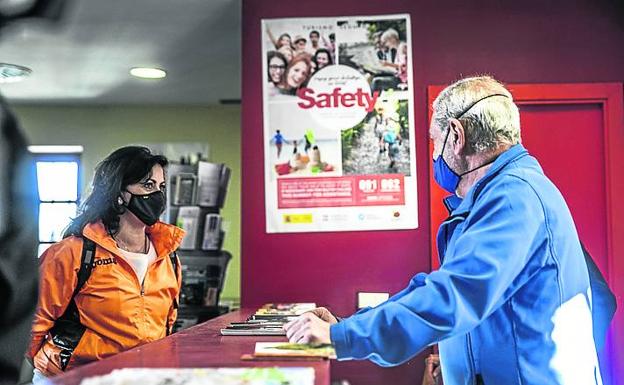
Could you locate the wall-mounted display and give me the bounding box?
[262,14,418,232]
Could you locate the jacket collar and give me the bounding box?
[443,144,529,215]
[82,221,185,259]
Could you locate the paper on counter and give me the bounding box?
[80,367,314,385]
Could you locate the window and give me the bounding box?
[29,147,82,257]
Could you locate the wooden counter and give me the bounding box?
[45,309,329,385]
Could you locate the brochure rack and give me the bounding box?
[164,161,232,332]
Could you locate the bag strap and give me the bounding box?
[580,241,617,351]
[73,237,96,297]
[49,237,96,370]
[169,250,179,310]
[166,251,180,335]
[169,251,178,279]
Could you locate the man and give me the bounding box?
[271,129,285,158]
[284,76,602,384]
[0,98,39,385]
[308,30,321,53]
[0,2,66,383]
[292,35,308,56]
[308,29,330,56]
[379,28,399,63]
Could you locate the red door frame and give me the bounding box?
[427,83,624,382]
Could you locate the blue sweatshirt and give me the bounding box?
[330,144,602,385]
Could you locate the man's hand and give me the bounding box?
[283,312,331,344]
[309,307,338,324]
[422,354,442,385]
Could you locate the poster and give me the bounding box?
[262,14,417,233]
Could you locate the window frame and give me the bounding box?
[32,152,82,254]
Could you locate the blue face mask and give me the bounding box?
[432,93,509,194]
[433,129,461,193]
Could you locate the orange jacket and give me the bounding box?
[28,221,184,376]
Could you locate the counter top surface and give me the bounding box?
[45,309,329,385]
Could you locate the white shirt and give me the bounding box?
[117,240,157,283]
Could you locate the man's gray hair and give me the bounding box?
[432,76,521,154]
[380,28,399,44]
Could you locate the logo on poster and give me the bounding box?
[297,65,375,130]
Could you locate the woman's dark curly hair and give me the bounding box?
[63,146,168,238]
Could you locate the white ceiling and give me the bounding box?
[0,0,241,105]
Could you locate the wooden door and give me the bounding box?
[427,83,624,384]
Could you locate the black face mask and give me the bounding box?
[124,190,165,226]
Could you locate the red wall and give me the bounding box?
[241,0,624,383]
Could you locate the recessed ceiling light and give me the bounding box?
[130,67,167,79]
[28,145,84,154]
[0,63,32,83]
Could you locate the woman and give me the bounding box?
[312,48,333,72]
[28,146,184,381]
[278,54,312,96]
[276,33,292,49]
[266,27,292,50]
[267,51,287,96]
[277,45,294,63]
